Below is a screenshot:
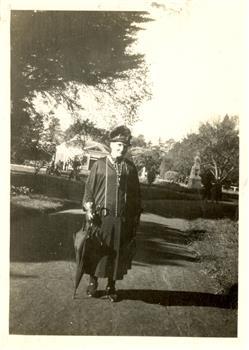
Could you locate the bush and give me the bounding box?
[163,170,179,183]
[11,185,33,196]
[147,169,157,185]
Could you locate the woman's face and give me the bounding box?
[110,142,127,159]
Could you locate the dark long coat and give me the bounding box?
[82,156,141,280]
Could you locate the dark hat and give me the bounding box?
[109,125,132,145]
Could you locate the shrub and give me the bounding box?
[163,170,179,183]
[147,168,157,185]
[11,185,33,196]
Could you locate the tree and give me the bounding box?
[168,115,239,185]
[133,148,162,185]
[43,114,63,154]
[198,115,239,184]
[64,119,109,146]
[159,156,174,178]
[168,133,200,178]
[11,11,152,162]
[131,134,147,148]
[12,110,52,169]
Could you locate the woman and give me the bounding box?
[82,125,141,302]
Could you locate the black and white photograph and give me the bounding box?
[1,0,248,348]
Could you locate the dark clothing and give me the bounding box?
[83,156,141,280]
[211,181,222,202]
[201,172,213,200]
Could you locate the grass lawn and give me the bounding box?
[11,194,65,210]
[10,194,79,219]
[187,218,238,296]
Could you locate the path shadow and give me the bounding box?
[133,221,200,267]
[10,272,38,279]
[93,289,236,309]
[10,210,200,266]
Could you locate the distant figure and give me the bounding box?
[211,178,222,203]
[69,156,81,180]
[64,161,69,171]
[51,160,55,169]
[46,158,55,175]
[201,171,213,201]
[54,164,61,176]
[185,176,189,185]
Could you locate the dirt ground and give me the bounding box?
[9,203,237,337]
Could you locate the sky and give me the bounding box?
[131,0,246,142]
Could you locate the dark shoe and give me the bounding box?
[106,285,118,302]
[86,280,98,297]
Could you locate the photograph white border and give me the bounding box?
[1,1,248,349]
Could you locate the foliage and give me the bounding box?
[11,185,33,196]
[133,147,162,184]
[12,11,150,91]
[159,138,176,152]
[146,169,157,185]
[64,118,109,146]
[131,134,147,148]
[159,156,174,178]
[198,115,239,184]
[163,170,179,183]
[11,109,62,164]
[43,114,63,152]
[167,133,200,178]
[168,115,239,184]
[11,11,152,162]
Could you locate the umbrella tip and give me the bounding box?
[72,289,77,299]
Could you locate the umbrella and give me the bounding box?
[72,211,107,299]
[72,220,88,299]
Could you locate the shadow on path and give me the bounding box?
[118,289,235,309]
[133,221,199,267]
[10,209,199,267]
[85,289,235,309]
[10,272,38,279]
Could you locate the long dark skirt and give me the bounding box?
[85,216,135,280]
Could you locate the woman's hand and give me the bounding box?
[83,202,94,221]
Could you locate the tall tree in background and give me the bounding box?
[42,114,63,154]
[198,115,239,184]
[64,119,109,147]
[131,134,147,148]
[11,11,152,162]
[168,115,239,185]
[167,133,200,178]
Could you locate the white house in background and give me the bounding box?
[54,136,110,171]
